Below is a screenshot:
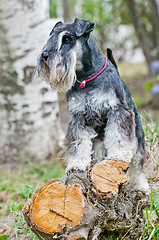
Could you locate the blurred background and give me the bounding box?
[0,1,159,238]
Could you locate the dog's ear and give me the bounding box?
[49,21,63,36]
[74,18,95,37]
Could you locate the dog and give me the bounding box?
[37,18,149,191]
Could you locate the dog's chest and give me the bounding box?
[68,88,119,122]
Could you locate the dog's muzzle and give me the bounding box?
[37,50,76,92]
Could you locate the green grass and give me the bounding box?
[0,159,65,239]
[140,187,159,240]
[140,114,159,240]
[142,113,159,146]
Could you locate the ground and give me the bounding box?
[0,62,159,239]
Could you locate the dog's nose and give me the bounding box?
[42,51,49,62]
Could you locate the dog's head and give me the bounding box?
[37,18,95,92]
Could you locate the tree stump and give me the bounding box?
[23,159,150,239]
[29,180,84,234]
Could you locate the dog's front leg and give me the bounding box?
[65,116,97,175]
[104,107,138,163]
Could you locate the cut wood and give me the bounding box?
[29,180,84,235]
[91,159,130,197]
[68,234,85,240]
[23,159,151,239]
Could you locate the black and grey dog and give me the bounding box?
[37,18,148,191]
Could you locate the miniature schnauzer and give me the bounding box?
[37,18,148,191]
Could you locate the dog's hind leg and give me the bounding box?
[104,106,149,191]
[129,153,149,192]
[104,107,137,163]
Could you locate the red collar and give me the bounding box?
[76,56,107,88]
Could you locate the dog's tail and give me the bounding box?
[107,48,118,70]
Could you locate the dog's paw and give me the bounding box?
[65,157,91,176]
[66,167,84,176]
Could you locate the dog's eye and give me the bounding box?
[62,35,71,44]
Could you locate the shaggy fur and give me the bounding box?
[37,18,149,191]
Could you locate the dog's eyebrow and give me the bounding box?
[57,31,67,51]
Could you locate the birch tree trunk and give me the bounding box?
[0,0,64,164]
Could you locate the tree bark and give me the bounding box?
[0,0,64,164]
[127,0,159,70]
[23,159,151,239]
[62,0,75,22]
[126,0,152,68]
[150,0,159,57]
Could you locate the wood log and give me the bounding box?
[30,180,84,234]
[23,159,150,239]
[91,159,130,197]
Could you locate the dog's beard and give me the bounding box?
[37,51,76,92]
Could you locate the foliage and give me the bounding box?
[145,82,155,91]
[49,0,135,52]
[154,192,159,216]
[49,0,58,18]
[140,187,159,240]
[12,213,38,240]
[0,236,10,240]
[81,0,122,51]
[139,115,159,239]
[143,114,159,147]
[50,0,159,70]
[134,98,143,108]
